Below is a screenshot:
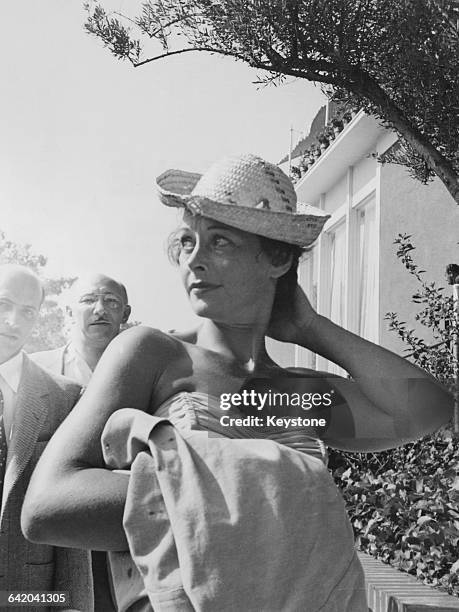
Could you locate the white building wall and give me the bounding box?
[353,154,376,197]
[269,111,457,372]
[379,164,459,355]
[322,175,347,214]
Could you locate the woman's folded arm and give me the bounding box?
[21,326,173,550]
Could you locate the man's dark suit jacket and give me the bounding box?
[0,354,93,611]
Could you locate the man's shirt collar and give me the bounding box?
[0,351,24,392]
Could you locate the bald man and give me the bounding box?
[31,273,130,611]
[32,273,131,385]
[0,264,92,611]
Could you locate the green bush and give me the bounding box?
[329,234,459,596]
[330,433,459,596]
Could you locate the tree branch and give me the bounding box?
[130,11,204,40]
[113,11,139,28]
[85,0,458,205]
[287,1,299,62]
[264,46,339,84]
[350,69,459,202]
[132,46,268,68]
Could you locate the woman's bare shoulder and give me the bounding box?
[116,325,182,349]
[98,325,186,373]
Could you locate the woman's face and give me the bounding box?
[173,213,277,325]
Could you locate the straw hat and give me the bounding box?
[156,154,330,247]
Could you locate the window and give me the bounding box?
[310,191,379,374]
[268,167,380,375]
[357,198,378,342]
[328,222,346,329]
[295,251,317,369]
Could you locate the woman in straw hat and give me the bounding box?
[23,154,452,612]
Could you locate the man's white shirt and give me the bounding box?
[31,342,93,387]
[61,343,93,386]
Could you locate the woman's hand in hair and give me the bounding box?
[267,283,318,345]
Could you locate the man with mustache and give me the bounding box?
[32,273,131,386]
[31,272,130,610]
[0,264,92,610]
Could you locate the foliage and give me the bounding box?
[84,0,459,203]
[0,230,75,352]
[329,234,459,595]
[289,104,357,182]
[330,432,459,596]
[385,233,457,391]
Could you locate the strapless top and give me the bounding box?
[154,391,327,463]
[105,392,367,612]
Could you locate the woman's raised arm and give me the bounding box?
[269,285,453,451]
[21,326,173,551]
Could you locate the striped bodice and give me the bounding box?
[154,391,328,463]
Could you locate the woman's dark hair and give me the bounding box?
[446,263,459,285]
[257,236,307,318]
[167,230,183,265]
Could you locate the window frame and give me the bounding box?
[296,167,380,373]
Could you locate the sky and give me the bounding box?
[1,1,326,330]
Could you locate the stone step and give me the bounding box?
[358,551,459,611]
